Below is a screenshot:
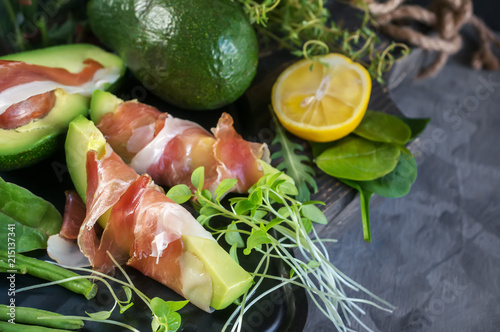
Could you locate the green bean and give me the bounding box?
[0,259,27,274]
[0,321,70,331]
[0,250,97,300]
[0,305,84,330]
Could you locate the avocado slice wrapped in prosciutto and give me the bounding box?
[90,90,270,194]
[81,147,218,311]
[49,116,253,312]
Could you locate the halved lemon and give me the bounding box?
[271,53,371,142]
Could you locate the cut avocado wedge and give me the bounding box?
[90,89,124,123]
[65,115,253,310]
[65,115,107,202]
[0,44,125,170]
[182,236,253,310]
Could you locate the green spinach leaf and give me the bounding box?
[338,179,373,242]
[353,110,411,145]
[310,111,429,242]
[338,154,417,242]
[314,136,400,181]
[0,177,62,252]
[396,116,431,141]
[358,154,418,198]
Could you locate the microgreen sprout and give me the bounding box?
[16,252,188,332]
[235,0,410,83]
[167,167,395,331]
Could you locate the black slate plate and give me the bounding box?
[0,150,309,332]
[0,50,312,332]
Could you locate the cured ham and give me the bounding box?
[77,147,139,270]
[0,58,120,129]
[0,59,104,91]
[94,101,161,163]
[51,140,251,311]
[96,99,270,193]
[59,190,87,240]
[212,114,269,193]
[0,91,56,129]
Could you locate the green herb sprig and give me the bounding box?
[236,0,410,83]
[0,0,86,54]
[270,111,318,202]
[167,167,395,331]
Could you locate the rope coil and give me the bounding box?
[361,0,500,78]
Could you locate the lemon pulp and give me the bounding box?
[272,53,371,142]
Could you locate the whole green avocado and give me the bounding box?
[87,0,259,110]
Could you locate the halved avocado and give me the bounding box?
[0,44,126,170]
[65,116,253,310]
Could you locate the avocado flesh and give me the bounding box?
[87,0,258,110]
[65,115,107,202]
[182,235,253,310]
[90,90,124,123]
[0,136,59,171]
[65,116,253,309]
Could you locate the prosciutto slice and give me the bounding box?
[77,147,138,268]
[54,143,217,311]
[0,59,120,128]
[0,59,104,92]
[60,190,87,240]
[97,100,270,193]
[0,90,56,129]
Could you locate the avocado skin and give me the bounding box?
[87,0,258,110]
[0,136,59,171]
